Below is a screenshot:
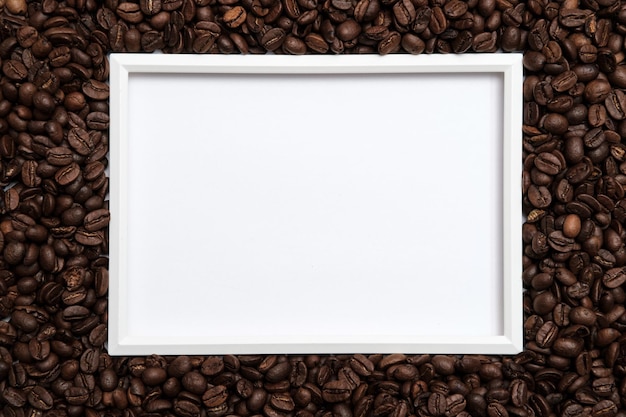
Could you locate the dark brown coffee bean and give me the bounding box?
[336,20,361,41]
[54,162,80,186]
[550,71,577,93]
[353,0,379,21]
[63,386,89,405]
[117,2,144,23]
[428,392,446,416]
[303,33,328,53]
[260,28,286,51]
[2,60,28,81]
[142,367,167,386]
[603,267,626,288]
[141,0,162,15]
[2,387,27,407]
[82,208,110,232]
[393,0,416,27]
[202,385,228,407]
[528,184,552,208]
[473,31,497,52]
[401,33,425,54]
[322,380,351,403]
[378,31,401,54]
[88,322,107,347]
[16,26,39,48]
[553,337,584,357]
[46,147,74,166]
[74,228,103,246]
[86,112,109,130]
[605,90,626,120]
[82,79,109,100]
[282,35,306,54]
[559,8,589,27]
[583,128,605,149]
[542,113,568,135]
[429,7,447,34]
[263,361,290,382]
[534,290,558,315]
[566,159,592,184]
[608,66,626,88]
[224,6,247,28]
[584,79,612,104]
[11,310,38,332]
[99,368,119,392]
[270,393,295,412]
[28,386,54,410]
[524,51,546,72]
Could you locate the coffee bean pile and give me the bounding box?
[1,0,626,415]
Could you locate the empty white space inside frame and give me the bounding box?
[109,54,523,355]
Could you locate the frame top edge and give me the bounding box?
[109,52,524,72]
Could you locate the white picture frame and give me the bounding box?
[109,53,523,356]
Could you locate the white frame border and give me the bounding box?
[109,54,523,356]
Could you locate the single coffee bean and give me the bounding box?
[63,92,88,115]
[82,79,109,100]
[393,0,416,27]
[428,392,447,416]
[2,60,28,81]
[260,28,286,51]
[202,385,228,407]
[322,380,352,403]
[223,6,247,28]
[603,267,626,288]
[337,20,361,41]
[378,31,401,54]
[583,128,605,149]
[282,35,306,54]
[605,90,626,120]
[141,0,163,15]
[562,214,581,238]
[46,147,74,166]
[270,393,295,412]
[54,163,80,186]
[28,386,54,410]
[584,79,611,104]
[116,2,144,23]
[528,184,552,208]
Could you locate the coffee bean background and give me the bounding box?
[0,0,625,415]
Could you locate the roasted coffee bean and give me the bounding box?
[260,28,286,51]
[117,2,144,23]
[141,0,162,15]
[46,147,74,166]
[282,35,306,54]
[82,80,109,100]
[337,20,361,41]
[203,385,228,407]
[142,366,167,386]
[401,33,425,54]
[605,90,626,120]
[584,79,612,104]
[223,6,246,28]
[83,208,110,232]
[378,31,401,54]
[3,60,28,81]
[54,163,80,186]
[393,0,416,27]
[322,380,351,402]
[28,386,54,410]
[428,392,446,416]
[528,185,552,208]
